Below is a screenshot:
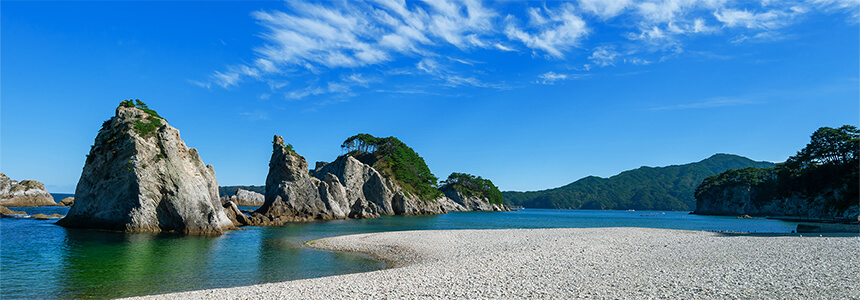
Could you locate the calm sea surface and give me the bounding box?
[0,202,816,299]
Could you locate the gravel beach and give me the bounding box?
[128,228,859,299]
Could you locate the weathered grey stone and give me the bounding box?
[312,155,452,217]
[694,184,859,221]
[0,173,57,206]
[440,185,510,212]
[220,189,265,207]
[222,201,251,226]
[57,104,234,234]
[249,135,347,225]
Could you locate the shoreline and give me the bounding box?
[125,227,858,299]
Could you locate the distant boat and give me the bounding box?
[627,209,635,212]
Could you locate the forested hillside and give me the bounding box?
[502,154,775,211]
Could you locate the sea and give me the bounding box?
[0,194,837,299]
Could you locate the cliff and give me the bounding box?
[440,185,508,212]
[695,183,858,220]
[57,100,235,234]
[248,135,350,225]
[693,126,859,221]
[439,172,509,212]
[312,154,452,216]
[0,173,57,206]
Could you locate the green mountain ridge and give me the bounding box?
[502,154,776,211]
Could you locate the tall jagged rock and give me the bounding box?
[249,136,349,225]
[57,101,234,234]
[0,173,57,206]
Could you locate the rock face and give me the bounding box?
[694,185,859,221]
[57,103,234,234]
[248,136,350,225]
[0,173,56,206]
[222,201,251,226]
[440,185,509,212]
[312,154,452,217]
[59,197,75,206]
[220,189,265,207]
[247,136,465,225]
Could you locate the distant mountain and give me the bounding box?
[502,154,776,211]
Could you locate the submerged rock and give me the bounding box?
[57,101,234,234]
[0,173,57,206]
[0,206,26,217]
[32,213,64,220]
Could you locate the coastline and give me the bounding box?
[125,227,858,299]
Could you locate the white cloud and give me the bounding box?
[714,8,789,29]
[494,43,517,52]
[240,111,270,120]
[537,71,585,84]
[286,86,325,100]
[504,4,589,58]
[198,0,858,100]
[651,96,757,110]
[580,0,633,19]
[589,46,620,67]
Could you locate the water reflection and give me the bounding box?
[59,229,219,299]
[2,209,813,299]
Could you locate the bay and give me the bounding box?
[0,206,811,299]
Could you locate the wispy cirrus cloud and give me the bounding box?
[650,96,758,110]
[199,0,860,102]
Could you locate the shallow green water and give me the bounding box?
[1,207,809,299]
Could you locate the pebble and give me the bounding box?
[125,228,859,299]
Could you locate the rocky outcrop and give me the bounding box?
[223,201,251,226]
[57,102,235,234]
[220,189,265,207]
[59,197,75,206]
[248,136,350,226]
[0,206,26,217]
[245,136,467,226]
[32,213,64,220]
[440,185,509,212]
[0,173,57,206]
[694,184,859,221]
[312,155,454,217]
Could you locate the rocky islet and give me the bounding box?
[56,101,235,234]
[0,173,57,206]
[52,101,507,233]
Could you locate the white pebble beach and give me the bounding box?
[127,227,859,299]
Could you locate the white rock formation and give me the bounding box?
[57,102,234,234]
[0,173,57,206]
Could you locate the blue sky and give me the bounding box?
[2,0,858,193]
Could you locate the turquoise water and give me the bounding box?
[1,206,808,299]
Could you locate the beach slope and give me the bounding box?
[128,228,858,299]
